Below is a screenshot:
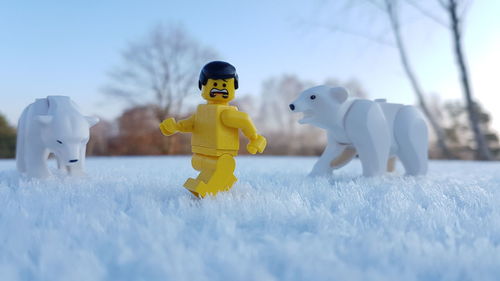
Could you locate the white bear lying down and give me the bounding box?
[16,96,99,178]
[289,86,428,177]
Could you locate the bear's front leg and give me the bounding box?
[56,156,67,171]
[310,141,346,177]
[345,100,391,177]
[25,145,51,179]
[68,164,86,177]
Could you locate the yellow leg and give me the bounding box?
[184,153,237,198]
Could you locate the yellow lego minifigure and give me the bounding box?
[159,61,266,198]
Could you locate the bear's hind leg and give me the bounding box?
[394,106,428,175]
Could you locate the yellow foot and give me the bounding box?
[184,178,199,191]
[223,175,238,192]
[183,175,238,198]
[183,178,201,197]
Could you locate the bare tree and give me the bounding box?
[402,0,492,160]
[441,0,492,160]
[103,24,218,122]
[87,118,115,156]
[108,105,184,155]
[257,75,308,154]
[378,0,454,158]
[440,100,499,159]
[314,0,453,158]
[258,75,305,135]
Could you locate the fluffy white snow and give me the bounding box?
[1,156,500,281]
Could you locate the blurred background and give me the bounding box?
[1,0,499,160]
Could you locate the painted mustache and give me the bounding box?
[210,88,229,98]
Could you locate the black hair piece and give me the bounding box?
[198,61,239,90]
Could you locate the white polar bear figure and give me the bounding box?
[16,96,99,178]
[289,85,428,177]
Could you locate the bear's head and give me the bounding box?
[289,85,349,129]
[37,114,99,166]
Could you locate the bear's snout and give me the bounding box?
[289,104,295,111]
[69,159,78,163]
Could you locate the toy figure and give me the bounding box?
[289,85,428,177]
[160,61,266,197]
[16,96,99,178]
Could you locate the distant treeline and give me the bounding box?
[0,113,16,158]
[85,87,500,160]
[2,70,500,160]
[1,92,499,160]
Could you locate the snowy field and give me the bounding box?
[1,156,500,281]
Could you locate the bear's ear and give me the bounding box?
[37,115,53,125]
[330,87,349,103]
[85,116,100,127]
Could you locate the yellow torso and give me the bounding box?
[192,104,239,156]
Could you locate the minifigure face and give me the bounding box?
[201,78,236,103]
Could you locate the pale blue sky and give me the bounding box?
[1,0,499,130]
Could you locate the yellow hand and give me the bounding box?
[247,134,267,154]
[159,118,179,136]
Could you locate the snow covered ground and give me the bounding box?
[0,156,500,281]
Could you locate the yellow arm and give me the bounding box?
[177,114,195,132]
[159,114,195,136]
[221,109,266,154]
